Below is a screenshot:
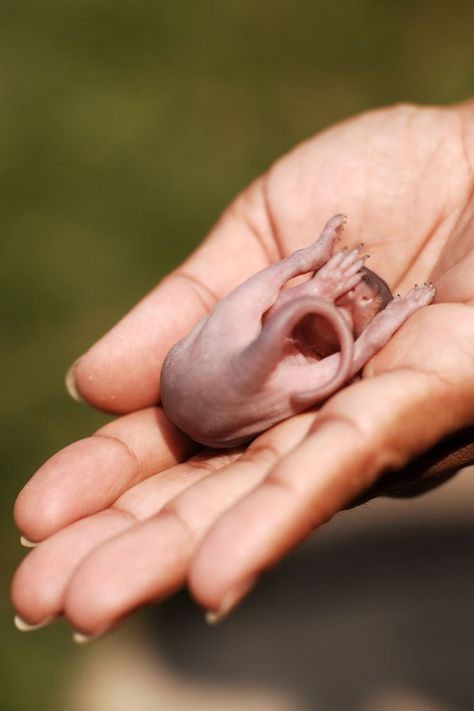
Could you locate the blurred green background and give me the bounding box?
[1,1,474,709]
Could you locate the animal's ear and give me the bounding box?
[361,268,393,308]
[335,290,356,306]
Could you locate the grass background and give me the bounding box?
[1,1,474,709]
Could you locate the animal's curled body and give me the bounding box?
[161,215,435,447]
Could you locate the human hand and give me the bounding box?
[12,101,474,638]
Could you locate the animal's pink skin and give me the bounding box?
[160,215,435,447]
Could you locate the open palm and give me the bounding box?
[13,101,474,638]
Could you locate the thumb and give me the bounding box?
[68,182,276,413]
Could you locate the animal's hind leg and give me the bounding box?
[222,214,347,319]
[268,242,367,317]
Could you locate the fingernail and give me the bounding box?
[72,625,109,645]
[20,536,38,548]
[205,577,257,626]
[14,614,55,631]
[65,359,85,403]
[205,608,228,625]
[72,630,95,645]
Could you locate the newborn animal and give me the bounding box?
[161,215,435,448]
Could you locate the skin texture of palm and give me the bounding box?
[12,101,474,639]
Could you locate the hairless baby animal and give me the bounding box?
[160,215,436,448]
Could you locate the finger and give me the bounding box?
[189,364,469,614]
[11,452,234,626]
[12,510,131,625]
[61,414,314,636]
[70,182,277,413]
[14,407,195,542]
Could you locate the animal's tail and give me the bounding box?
[237,296,354,402]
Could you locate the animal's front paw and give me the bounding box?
[362,282,436,348]
[310,244,368,301]
[385,282,436,318]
